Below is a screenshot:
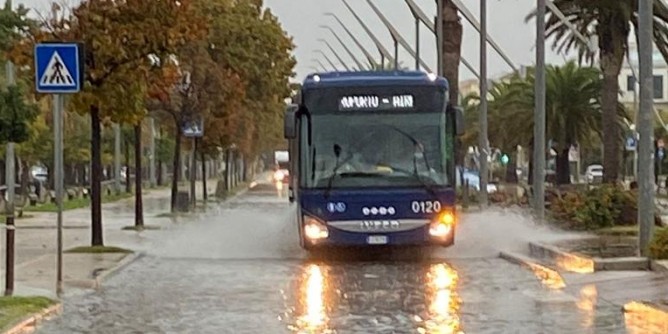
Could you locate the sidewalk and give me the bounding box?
[490,206,668,330]
[0,179,216,299]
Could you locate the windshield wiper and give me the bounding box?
[382,164,438,197]
[382,125,434,175]
[324,144,347,198]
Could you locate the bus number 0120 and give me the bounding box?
[411,201,441,213]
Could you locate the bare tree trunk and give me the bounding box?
[157,160,163,186]
[20,160,30,200]
[441,1,463,105]
[134,125,144,227]
[124,136,131,194]
[200,147,207,201]
[90,105,103,246]
[556,147,571,185]
[170,127,182,212]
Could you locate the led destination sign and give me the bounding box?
[338,94,415,111]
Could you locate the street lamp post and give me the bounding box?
[638,0,655,256]
[436,0,443,76]
[534,0,547,220]
[479,0,489,206]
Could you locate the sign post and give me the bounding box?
[4,61,15,296]
[35,42,84,296]
[182,116,204,209]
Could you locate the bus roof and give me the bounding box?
[302,71,449,90]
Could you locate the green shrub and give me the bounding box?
[549,185,655,231]
[649,228,668,259]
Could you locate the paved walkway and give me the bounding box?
[0,180,219,298]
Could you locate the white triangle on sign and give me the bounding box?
[39,51,75,87]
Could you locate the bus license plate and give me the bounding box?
[367,235,388,245]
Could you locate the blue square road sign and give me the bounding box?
[34,43,84,94]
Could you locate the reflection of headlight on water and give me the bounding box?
[418,263,463,334]
[291,264,331,333]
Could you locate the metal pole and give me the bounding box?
[478,0,489,206]
[533,0,546,220]
[394,39,399,70]
[54,94,64,296]
[149,118,156,188]
[638,0,655,256]
[436,0,443,77]
[415,17,420,71]
[4,61,15,296]
[634,86,639,180]
[114,123,121,193]
[190,138,196,209]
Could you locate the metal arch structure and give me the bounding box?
[320,25,368,71]
[450,0,517,72]
[341,0,395,69]
[364,0,432,72]
[313,50,339,71]
[324,13,378,69]
[318,38,352,71]
[404,0,478,78]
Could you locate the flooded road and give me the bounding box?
[37,180,638,333]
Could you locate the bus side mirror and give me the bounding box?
[284,107,297,139]
[455,107,465,136]
[448,105,465,136]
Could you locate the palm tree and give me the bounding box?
[464,61,629,185]
[440,0,463,105]
[528,0,668,183]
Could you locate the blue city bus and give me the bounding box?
[284,71,464,250]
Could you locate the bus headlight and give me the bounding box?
[429,210,456,237]
[304,215,329,240]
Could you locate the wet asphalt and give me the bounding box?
[36,180,641,334]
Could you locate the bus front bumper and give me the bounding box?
[303,224,455,248]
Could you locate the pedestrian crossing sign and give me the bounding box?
[34,43,83,93]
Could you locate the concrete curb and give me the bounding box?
[93,252,145,289]
[16,225,88,230]
[623,301,668,332]
[499,251,566,289]
[3,302,62,334]
[528,241,651,272]
[651,260,668,275]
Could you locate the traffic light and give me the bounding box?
[501,154,509,165]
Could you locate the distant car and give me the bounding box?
[585,164,603,183]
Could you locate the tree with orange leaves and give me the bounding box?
[10,0,207,246]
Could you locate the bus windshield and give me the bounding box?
[304,112,448,189]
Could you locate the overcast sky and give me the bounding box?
[264,0,569,82]
[17,0,570,82]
